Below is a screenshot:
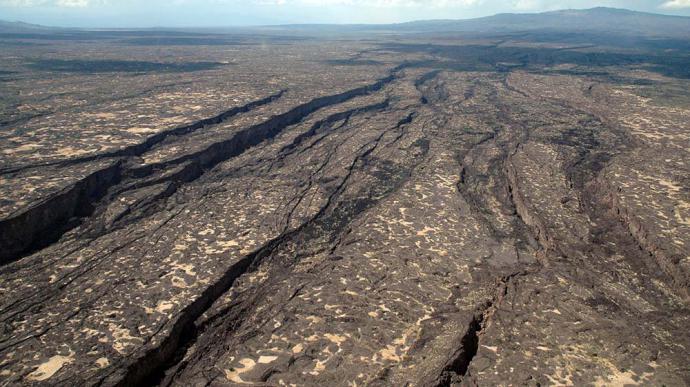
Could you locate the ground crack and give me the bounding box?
[437,271,530,386]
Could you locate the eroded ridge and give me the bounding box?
[1,26,689,387]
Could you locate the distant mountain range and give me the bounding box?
[392,7,690,37]
[1,8,689,38]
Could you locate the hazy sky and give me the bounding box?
[1,0,689,27]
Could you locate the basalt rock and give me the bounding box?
[0,25,689,387]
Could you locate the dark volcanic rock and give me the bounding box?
[0,19,689,387]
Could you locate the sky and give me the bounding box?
[1,0,689,27]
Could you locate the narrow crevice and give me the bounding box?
[0,90,286,175]
[592,174,690,300]
[155,112,424,386]
[505,73,690,299]
[0,72,398,266]
[436,272,528,387]
[415,69,443,88]
[106,246,258,387]
[437,313,484,387]
[111,77,395,233]
[0,91,286,264]
[137,72,396,173]
[415,69,443,104]
[449,80,540,258]
[98,106,417,387]
[0,161,123,264]
[102,199,342,386]
[278,99,389,155]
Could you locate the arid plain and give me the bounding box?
[1,8,689,386]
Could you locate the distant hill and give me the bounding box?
[393,7,690,38]
[0,20,55,32]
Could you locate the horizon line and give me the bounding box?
[2,6,690,30]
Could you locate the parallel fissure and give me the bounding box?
[0,71,400,266]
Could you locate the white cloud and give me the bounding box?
[513,0,540,10]
[256,0,483,6]
[0,0,485,7]
[0,0,40,5]
[56,0,91,6]
[0,0,99,6]
[660,0,690,8]
[2,0,686,13]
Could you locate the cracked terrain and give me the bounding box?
[1,8,690,387]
